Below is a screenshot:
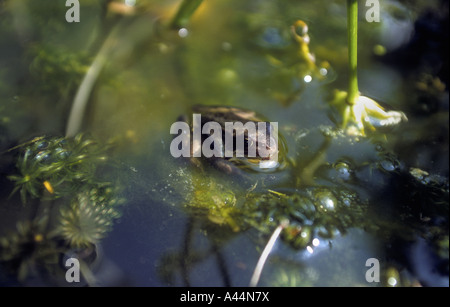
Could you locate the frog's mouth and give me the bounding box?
[258,141,280,169]
[230,126,280,170]
[259,159,280,169]
[229,156,280,172]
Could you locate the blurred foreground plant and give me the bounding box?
[170,0,204,29]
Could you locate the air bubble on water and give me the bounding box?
[178,28,189,38]
[333,161,353,181]
[341,197,351,207]
[377,152,401,173]
[222,42,232,51]
[312,238,320,247]
[34,151,50,162]
[54,147,69,159]
[387,277,398,286]
[375,143,384,152]
[380,158,398,172]
[315,190,337,212]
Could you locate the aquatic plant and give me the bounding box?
[8,134,110,203]
[2,133,124,281]
[289,20,329,83]
[0,218,60,281]
[258,19,332,106]
[243,188,366,249]
[66,0,206,138]
[1,0,207,283]
[330,0,407,136]
[0,0,446,287]
[170,0,204,29]
[184,175,240,233]
[179,154,366,249]
[55,185,123,248]
[268,267,313,287]
[27,45,90,98]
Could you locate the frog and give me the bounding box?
[178,105,287,176]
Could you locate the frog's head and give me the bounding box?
[238,122,281,170]
[254,123,278,159]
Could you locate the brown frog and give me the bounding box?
[178,105,287,175]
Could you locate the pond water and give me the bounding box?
[0,0,448,287]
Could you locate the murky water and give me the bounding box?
[0,0,448,286]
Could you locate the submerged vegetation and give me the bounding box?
[8,134,111,203]
[56,185,122,248]
[0,0,448,286]
[0,134,123,282]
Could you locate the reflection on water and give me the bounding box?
[0,0,448,286]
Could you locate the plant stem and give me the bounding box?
[347,0,359,105]
[65,19,125,138]
[170,0,204,29]
[249,220,288,287]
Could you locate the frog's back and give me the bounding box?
[191,105,265,124]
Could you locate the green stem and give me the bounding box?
[170,0,204,29]
[65,23,122,138]
[347,0,359,105]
